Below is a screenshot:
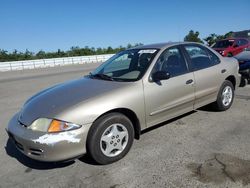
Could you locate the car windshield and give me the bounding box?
[213,40,234,48]
[89,49,159,81]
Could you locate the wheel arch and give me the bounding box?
[225,75,236,89]
[92,108,141,140]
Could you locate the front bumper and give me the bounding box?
[6,113,92,162]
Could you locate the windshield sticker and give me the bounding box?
[138,49,157,54]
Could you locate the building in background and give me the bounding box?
[232,30,250,39]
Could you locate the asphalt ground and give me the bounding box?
[0,64,250,188]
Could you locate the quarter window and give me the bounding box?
[206,49,220,65]
[184,45,217,71]
[153,47,188,77]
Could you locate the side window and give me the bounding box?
[184,45,215,71]
[153,47,188,77]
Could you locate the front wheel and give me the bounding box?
[214,80,234,111]
[87,113,134,165]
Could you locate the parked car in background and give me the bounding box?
[6,42,240,164]
[212,38,250,57]
[234,48,250,85]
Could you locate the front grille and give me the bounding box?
[29,148,43,156]
[15,140,24,151]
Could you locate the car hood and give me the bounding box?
[234,51,250,61]
[19,77,129,126]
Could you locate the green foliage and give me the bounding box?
[0,29,237,62]
[184,30,204,43]
[203,33,218,46]
[0,43,143,62]
[204,31,233,46]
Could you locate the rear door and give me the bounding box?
[183,44,223,109]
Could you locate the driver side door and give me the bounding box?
[143,46,195,127]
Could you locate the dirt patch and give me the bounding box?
[187,153,250,185]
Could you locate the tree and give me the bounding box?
[24,49,33,59]
[0,43,144,62]
[36,50,46,59]
[184,30,203,43]
[224,31,233,39]
[106,46,113,53]
[204,31,234,46]
[0,49,8,61]
[203,33,217,46]
[127,43,132,48]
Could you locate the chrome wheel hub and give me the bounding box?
[100,123,129,157]
[222,86,233,106]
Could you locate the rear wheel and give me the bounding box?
[214,80,234,111]
[87,113,134,164]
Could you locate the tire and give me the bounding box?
[227,52,233,57]
[214,80,234,111]
[86,112,134,165]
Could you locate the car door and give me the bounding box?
[183,44,223,109]
[233,39,246,55]
[143,46,195,127]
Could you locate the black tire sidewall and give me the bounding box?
[216,80,234,111]
[87,113,134,165]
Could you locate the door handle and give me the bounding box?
[221,69,227,73]
[186,79,193,85]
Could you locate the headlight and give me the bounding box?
[47,119,81,133]
[29,118,81,133]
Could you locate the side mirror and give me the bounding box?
[152,71,170,82]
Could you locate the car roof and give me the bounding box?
[131,42,202,50]
[219,38,249,41]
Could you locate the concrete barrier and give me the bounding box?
[0,54,114,72]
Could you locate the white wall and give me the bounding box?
[0,54,114,72]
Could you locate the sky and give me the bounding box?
[0,0,249,52]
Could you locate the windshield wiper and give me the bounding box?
[89,73,114,81]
